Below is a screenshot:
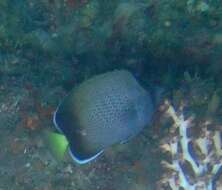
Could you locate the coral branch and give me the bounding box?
[159,100,222,190]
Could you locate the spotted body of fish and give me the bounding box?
[53,70,156,164]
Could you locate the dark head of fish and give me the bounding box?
[53,70,160,164]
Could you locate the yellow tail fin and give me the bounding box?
[45,131,69,161]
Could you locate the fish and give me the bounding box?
[52,70,160,164]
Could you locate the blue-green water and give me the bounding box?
[0,0,222,189]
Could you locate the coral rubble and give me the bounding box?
[158,100,222,190]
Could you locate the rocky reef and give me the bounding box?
[1,0,222,189]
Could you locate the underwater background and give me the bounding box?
[0,0,222,189]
